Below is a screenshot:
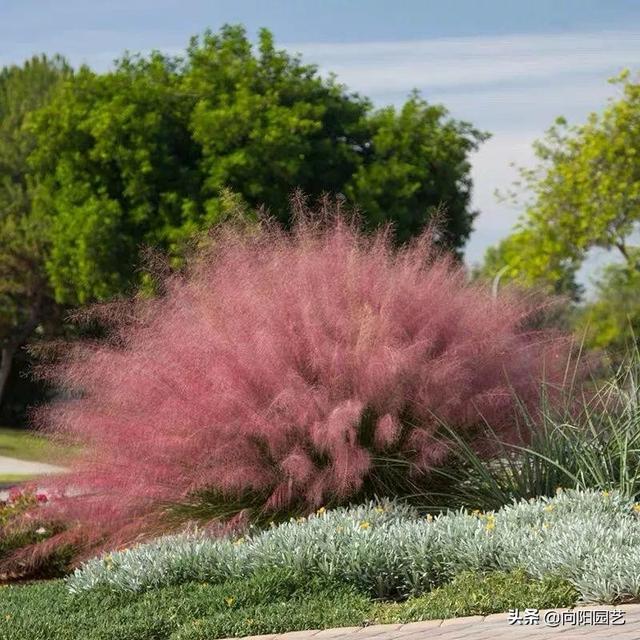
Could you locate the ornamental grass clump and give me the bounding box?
[18,202,577,564]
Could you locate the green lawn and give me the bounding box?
[0,428,70,483]
[0,473,37,484]
[0,569,577,640]
[0,427,66,464]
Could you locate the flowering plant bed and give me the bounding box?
[1,490,638,640]
[0,489,72,582]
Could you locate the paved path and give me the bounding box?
[0,455,65,476]
[0,455,65,499]
[223,604,640,640]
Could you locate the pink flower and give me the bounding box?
[36,493,48,503]
[28,208,581,562]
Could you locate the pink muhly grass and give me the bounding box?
[19,205,580,563]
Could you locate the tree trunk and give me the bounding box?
[0,344,16,411]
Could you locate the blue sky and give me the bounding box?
[2,0,639,277]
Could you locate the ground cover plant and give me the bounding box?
[9,205,580,569]
[2,490,633,640]
[66,491,640,605]
[0,568,576,640]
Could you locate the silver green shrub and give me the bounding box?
[67,490,640,603]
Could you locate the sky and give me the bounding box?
[2,0,639,278]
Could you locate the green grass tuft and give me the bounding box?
[374,569,578,622]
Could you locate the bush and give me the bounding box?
[425,353,640,510]
[68,491,640,604]
[25,209,576,563]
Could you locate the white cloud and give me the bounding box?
[285,30,638,273]
[466,128,580,265]
[288,31,636,94]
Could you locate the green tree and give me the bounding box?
[28,51,201,304]
[346,91,487,248]
[185,28,370,228]
[481,71,640,301]
[0,26,486,418]
[29,25,486,305]
[0,55,69,412]
[577,257,640,355]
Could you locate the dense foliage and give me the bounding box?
[27,25,486,306]
[577,261,640,355]
[14,210,575,566]
[481,71,640,350]
[66,491,640,605]
[0,26,486,422]
[0,55,70,421]
[0,571,372,640]
[423,355,640,509]
[0,489,71,580]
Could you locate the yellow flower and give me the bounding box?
[544,504,555,512]
[374,506,385,514]
[359,521,371,529]
[633,503,640,513]
[471,509,482,517]
[602,490,610,498]
[484,513,496,531]
[296,516,306,523]
[425,514,433,522]
[335,526,343,533]
[224,597,236,607]
[316,507,326,516]
[542,522,550,529]
[5,615,11,621]
[234,537,245,546]
[555,487,563,495]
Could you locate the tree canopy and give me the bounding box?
[482,71,640,295]
[0,55,70,416]
[27,25,487,305]
[577,257,640,353]
[480,71,640,350]
[0,25,487,421]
